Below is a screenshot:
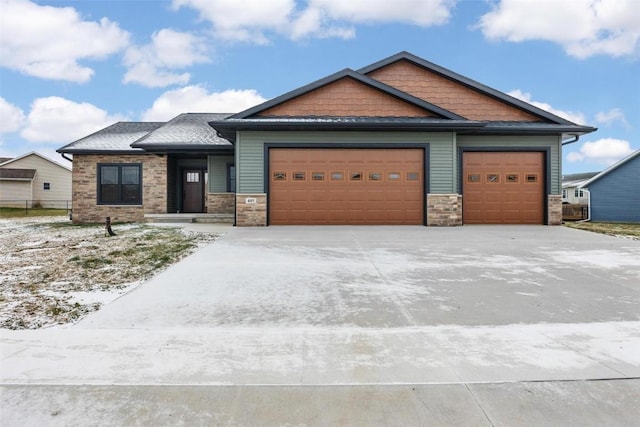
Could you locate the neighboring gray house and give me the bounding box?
[579,149,640,223]
[562,172,598,204]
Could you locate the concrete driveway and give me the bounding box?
[80,225,640,328]
[2,225,640,425]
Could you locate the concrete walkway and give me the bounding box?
[2,225,640,425]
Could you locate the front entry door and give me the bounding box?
[183,169,204,213]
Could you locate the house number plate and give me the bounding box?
[245,197,257,204]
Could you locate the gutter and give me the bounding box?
[60,153,73,162]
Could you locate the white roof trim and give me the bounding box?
[579,149,640,188]
[0,151,71,171]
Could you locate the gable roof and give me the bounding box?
[231,68,466,120]
[131,113,232,151]
[359,51,578,125]
[0,151,71,171]
[579,149,640,188]
[562,172,599,188]
[58,122,164,154]
[0,168,36,180]
[219,51,596,140]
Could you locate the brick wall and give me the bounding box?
[427,194,462,226]
[258,77,433,117]
[72,154,167,223]
[207,192,235,214]
[236,194,267,226]
[368,60,541,122]
[547,194,563,225]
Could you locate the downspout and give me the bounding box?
[60,153,73,162]
[577,188,591,222]
[562,134,580,146]
[561,134,584,222]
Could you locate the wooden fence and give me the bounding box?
[562,204,588,221]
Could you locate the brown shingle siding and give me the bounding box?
[367,60,542,122]
[258,77,433,118]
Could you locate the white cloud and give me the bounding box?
[20,97,125,144]
[0,0,130,83]
[508,90,587,125]
[173,0,295,43]
[595,108,630,128]
[477,0,640,59]
[172,0,455,42]
[123,28,211,87]
[0,97,26,133]
[310,0,455,26]
[142,86,267,121]
[566,138,634,165]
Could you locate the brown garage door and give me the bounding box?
[269,148,424,225]
[463,151,544,224]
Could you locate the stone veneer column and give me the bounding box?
[207,193,235,214]
[547,194,563,225]
[426,194,463,226]
[236,194,267,226]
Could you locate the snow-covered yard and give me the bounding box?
[0,217,218,329]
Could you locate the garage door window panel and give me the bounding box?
[487,173,500,183]
[331,171,344,181]
[312,172,325,181]
[388,172,401,181]
[407,172,420,181]
[368,172,382,181]
[467,173,481,183]
[350,172,363,181]
[273,172,287,181]
[506,173,519,183]
[293,172,306,181]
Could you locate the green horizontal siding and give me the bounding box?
[237,131,562,195]
[456,135,562,194]
[207,155,234,192]
[236,131,456,193]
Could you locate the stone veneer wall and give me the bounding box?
[207,193,235,214]
[236,194,267,226]
[72,154,167,223]
[547,194,563,225]
[427,194,462,226]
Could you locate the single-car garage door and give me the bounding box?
[269,148,424,225]
[463,151,544,224]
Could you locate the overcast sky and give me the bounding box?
[0,0,638,174]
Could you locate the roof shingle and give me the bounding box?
[131,113,232,149]
[0,168,36,180]
[57,122,164,154]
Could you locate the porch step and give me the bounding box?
[144,213,234,224]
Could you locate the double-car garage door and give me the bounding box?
[268,148,545,225]
[269,148,424,225]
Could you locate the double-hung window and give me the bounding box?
[98,164,142,205]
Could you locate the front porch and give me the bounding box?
[145,213,234,224]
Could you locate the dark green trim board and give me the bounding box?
[457,146,552,225]
[263,143,430,226]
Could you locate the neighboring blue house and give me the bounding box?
[580,149,640,223]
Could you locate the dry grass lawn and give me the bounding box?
[0,217,218,329]
[564,221,640,239]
